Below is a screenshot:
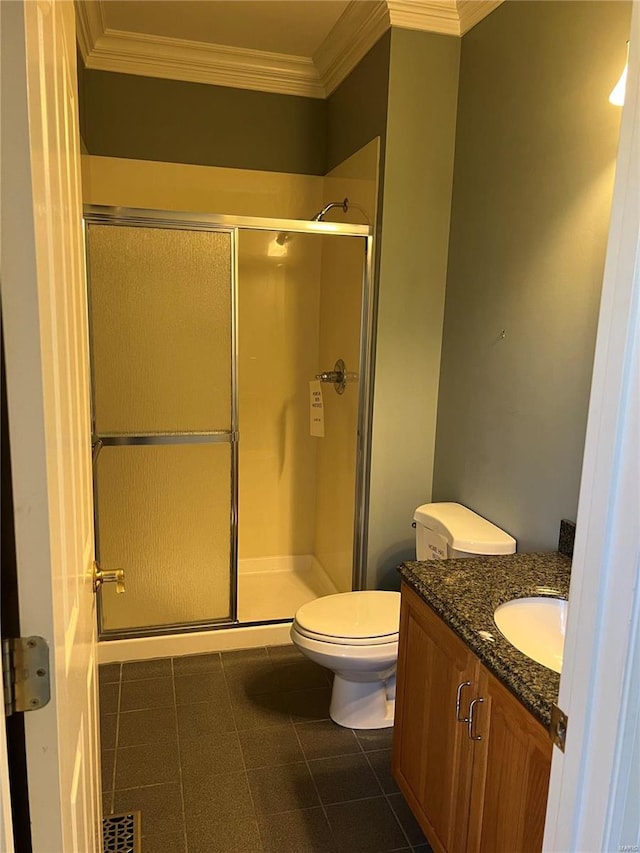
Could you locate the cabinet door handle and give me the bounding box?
[467,697,484,741]
[455,681,472,723]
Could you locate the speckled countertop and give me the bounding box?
[398,552,571,729]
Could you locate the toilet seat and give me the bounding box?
[292,623,398,646]
[293,591,400,646]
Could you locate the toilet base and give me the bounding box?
[329,673,396,729]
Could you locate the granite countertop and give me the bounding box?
[398,552,571,729]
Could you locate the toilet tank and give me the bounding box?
[414,502,516,560]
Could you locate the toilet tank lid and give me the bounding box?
[413,502,516,555]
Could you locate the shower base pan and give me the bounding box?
[238,554,337,623]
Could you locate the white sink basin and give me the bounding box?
[493,597,568,673]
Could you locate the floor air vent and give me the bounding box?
[102,812,141,853]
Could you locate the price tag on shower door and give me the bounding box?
[309,380,325,437]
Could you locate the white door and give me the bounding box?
[1,1,101,851]
[543,9,640,852]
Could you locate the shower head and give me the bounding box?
[311,198,349,222]
[270,197,370,256]
[310,197,370,225]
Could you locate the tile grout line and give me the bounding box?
[271,641,419,848]
[107,666,122,811]
[111,781,178,793]
[220,649,266,853]
[267,648,398,847]
[231,645,337,849]
[170,657,190,853]
[357,734,419,852]
[97,664,120,816]
[290,716,348,851]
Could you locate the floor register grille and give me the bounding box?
[102,811,141,853]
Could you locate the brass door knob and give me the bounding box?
[93,561,125,594]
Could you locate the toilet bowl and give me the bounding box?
[291,504,515,729]
[290,591,401,729]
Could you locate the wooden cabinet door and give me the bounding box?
[393,583,477,853]
[467,666,552,853]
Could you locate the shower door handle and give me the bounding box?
[93,561,126,594]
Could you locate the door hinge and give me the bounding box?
[550,702,568,752]
[2,637,51,717]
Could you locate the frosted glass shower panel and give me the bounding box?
[87,224,232,434]
[97,444,232,631]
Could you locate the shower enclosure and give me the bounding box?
[84,206,373,640]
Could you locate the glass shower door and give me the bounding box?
[86,222,236,636]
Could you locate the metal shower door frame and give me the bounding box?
[83,205,375,640]
[85,213,239,639]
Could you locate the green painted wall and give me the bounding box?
[326,32,391,173]
[432,1,631,551]
[323,28,460,589]
[79,31,392,177]
[367,28,460,589]
[78,66,327,175]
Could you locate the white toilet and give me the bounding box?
[290,502,516,729]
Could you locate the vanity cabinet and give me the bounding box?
[392,583,552,853]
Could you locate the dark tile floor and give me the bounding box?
[99,644,432,853]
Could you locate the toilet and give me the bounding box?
[290,502,516,729]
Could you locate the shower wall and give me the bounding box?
[236,229,366,598]
[315,141,379,593]
[323,139,379,227]
[237,231,322,560]
[313,237,364,593]
[81,155,324,220]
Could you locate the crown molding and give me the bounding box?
[387,0,461,37]
[314,1,389,97]
[457,0,504,35]
[75,0,503,99]
[316,0,503,94]
[82,28,325,98]
[75,0,106,62]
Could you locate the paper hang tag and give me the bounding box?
[309,380,325,438]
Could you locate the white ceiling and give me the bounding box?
[76,0,503,99]
[101,1,354,57]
